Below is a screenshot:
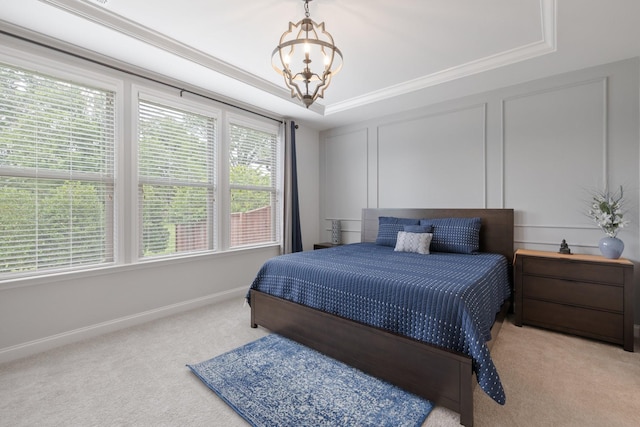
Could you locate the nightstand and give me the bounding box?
[514,249,634,351]
[313,242,343,250]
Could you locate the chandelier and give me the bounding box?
[272,0,343,108]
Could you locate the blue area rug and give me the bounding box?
[188,334,433,427]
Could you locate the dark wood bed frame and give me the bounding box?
[250,208,514,426]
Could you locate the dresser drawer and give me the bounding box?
[514,249,634,351]
[522,276,623,312]
[522,299,623,343]
[522,257,624,284]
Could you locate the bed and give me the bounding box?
[248,208,514,427]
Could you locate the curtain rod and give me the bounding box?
[0,29,284,125]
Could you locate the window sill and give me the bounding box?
[0,243,280,291]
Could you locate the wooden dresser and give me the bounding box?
[514,249,634,351]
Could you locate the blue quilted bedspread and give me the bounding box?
[247,242,511,404]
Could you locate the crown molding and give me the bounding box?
[39,0,326,115]
[39,0,556,117]
[325,0,557,115]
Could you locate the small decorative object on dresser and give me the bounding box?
[588,186,629,259]
[599,236,625,259]
[514,249,634,351]
[558,239,571,254]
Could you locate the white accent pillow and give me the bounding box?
[394,231,433,255]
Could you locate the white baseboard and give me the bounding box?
[0,287,247,364]
[3,298,638,365]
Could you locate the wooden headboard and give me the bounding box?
[361,208,515,264]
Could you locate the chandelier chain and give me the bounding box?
[304,0,310,18]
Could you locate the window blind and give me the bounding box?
[0,63,116,276]
[137,99,216,258]
[228,121,279,247]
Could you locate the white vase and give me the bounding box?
[598,236,624,259]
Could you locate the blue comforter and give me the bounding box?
[247,242,511,404]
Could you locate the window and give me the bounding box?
[228,118,280,247]
[0,62,116,276]
[0,49,283,281]
[137,97,217,258]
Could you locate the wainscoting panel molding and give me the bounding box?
[322,128,369,232]
[320,58,638,322]
[376,104,487,208]
[503,78,607,241]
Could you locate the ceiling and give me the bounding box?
[1,0,639,130]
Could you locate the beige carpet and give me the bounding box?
[0,298,638,427]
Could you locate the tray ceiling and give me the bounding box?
[1,0,638,129]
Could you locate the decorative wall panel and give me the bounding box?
[377,105,486,208]
[323,129,368,222]
[503,79,606,230]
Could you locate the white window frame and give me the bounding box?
[0,42,283,284]
[132,86,221,261]
[224,113,283,250]
[0,47,125,280]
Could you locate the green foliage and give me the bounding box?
[231,188,271,214]
[0,180,105,272]
[142,185,210,256]
[168,186,208,224]
[0,65,113,173]
[228,123,276,214]
[0,63,279,270]
[0,182,36,272]
[230,165,271,213]
[141,185,171,255]
[38,181,105,266]
[138,101,214,256]
[0,64,113,273]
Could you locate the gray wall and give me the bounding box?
[0,32,323,363]
[319,58,640,323]
[0,120,320,364]
[0,102,320,365]
[0,125,320,364]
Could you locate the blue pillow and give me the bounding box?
[375,216,420,247]
[403,224,433,233]
[419,217,481,254]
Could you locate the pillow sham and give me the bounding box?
[419,217,481,254]
[375,216,420,247]
[394,231,433,255]
[403,224,434,233]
